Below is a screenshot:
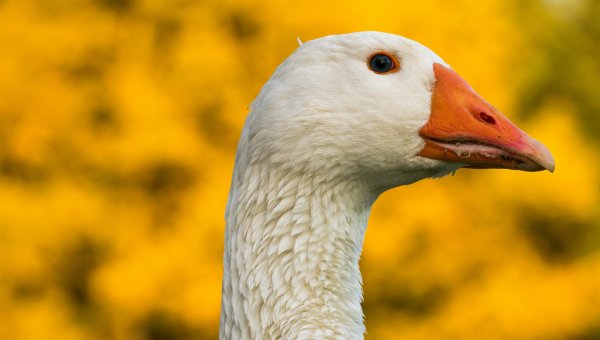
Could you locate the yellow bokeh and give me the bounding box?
[0,0,599,339]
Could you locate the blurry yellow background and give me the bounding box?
[1,0,599,339]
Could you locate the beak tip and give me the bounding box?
[546,161,555,173]
[529,138,555,173]
[542,150,555,174]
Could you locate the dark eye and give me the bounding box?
[368,53,397,74]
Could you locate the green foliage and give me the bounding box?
[515,0,600,138]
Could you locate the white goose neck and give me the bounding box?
[220,162,375,339]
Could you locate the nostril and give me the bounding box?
[479,112,496,125]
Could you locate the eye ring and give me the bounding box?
[368,52,399,74]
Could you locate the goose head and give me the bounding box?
[223,32,556,339]
[244,31,554,193]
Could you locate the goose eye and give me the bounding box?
[368,53,397,74]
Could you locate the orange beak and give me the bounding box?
[419,63,555,172]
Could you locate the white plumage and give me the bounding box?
[220,32,554,339]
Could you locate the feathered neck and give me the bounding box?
[220,160,375,339]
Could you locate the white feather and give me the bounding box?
[220,31,461,339]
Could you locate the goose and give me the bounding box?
[220,31,554,339]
